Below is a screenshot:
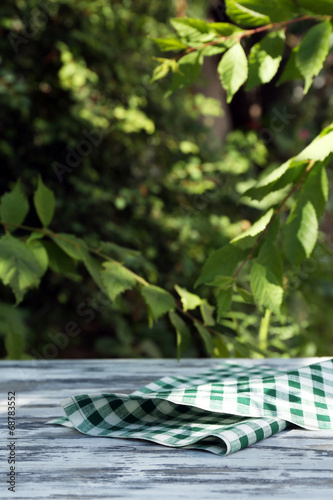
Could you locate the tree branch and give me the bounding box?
[0,221,150,286]
[175,15,331,62]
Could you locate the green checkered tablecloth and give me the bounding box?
[47,358,333,456]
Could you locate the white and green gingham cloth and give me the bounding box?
[47,358,333,456]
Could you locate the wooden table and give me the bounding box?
[1,358,333,499]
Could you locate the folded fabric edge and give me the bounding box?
[57,391,329,431]
[45,398,229,454]
[46,405,290,456]
[54,395,291,455]
[46,416,74,427]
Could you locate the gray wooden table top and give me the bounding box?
[1,357,333,499]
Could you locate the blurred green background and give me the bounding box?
[1,0,333,359]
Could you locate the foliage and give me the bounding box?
[0,0,243,359]
[148,0,333,356]
[0,0,333,360]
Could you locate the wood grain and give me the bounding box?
[1,358,333,499]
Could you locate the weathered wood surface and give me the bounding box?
[1,358,333,499]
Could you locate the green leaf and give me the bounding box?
[0,302,29,336]
[217,286,233,320]
[169,51,203,92]
[296,21,332,94]
[209,23,243,36]
[200,299,216,326]
[169,311,191,359]
[56,240,96,281]
[296,0,333,15]
[277,47,303,86]
[170,18,214,44]
[205,275,234,288]
[231,208,274,249]
[194,323,215,356]
[284,200,318,266]
[195,244,246,287]
[225,0,270,27]
[233,0,300,21]
[246,31,285,90]
[0,235,44,304]
[26,239,49,275]
[27,232,44,242]
[141,285,176,323]
[250,242,283,315]
[151,38,188,52]
[151,62,170,83]
[34,175,56,227]
[41,240,79,278]
[171,17,210,33]
[175,284,202,311]
[4,325,25,360]
[99,241,142,260]
[244,159,307,200]
[200,44,229,57]
[218,43,248,103]
[236,286,254,304]
[0,303,29,359]
[82,252,104,290]
[51,233,84,260]
[151,58,178,83]
[202,22,241,56]
[295,130,333,162]
[101,262,136,301]
[0,180,29,228]
[301,163,329,218]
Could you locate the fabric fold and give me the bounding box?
[47,359,333,456]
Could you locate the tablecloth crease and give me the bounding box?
[46,358,333,456]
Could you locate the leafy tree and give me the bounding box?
[150,0,333,355]
[1,0,333,359]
